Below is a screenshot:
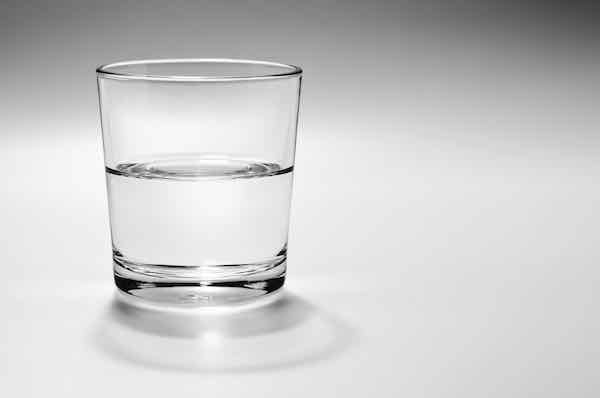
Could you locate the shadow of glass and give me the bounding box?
[92,291,355,373]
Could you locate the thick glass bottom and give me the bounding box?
[113,255,286,306]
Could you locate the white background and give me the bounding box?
[2,1,599,396]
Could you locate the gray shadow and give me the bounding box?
[91,291,355,373]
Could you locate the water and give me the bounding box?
[106,155,293,274]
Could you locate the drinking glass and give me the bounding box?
[96,59,302,305]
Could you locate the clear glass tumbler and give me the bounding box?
[96,59,302,305]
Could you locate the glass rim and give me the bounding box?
[96,58,303,82]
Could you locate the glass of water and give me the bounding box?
[96,59,302,305]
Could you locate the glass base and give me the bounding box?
[113,255,286,306]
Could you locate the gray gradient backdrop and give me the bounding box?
[2,1,599,397]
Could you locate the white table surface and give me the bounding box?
[2,15,600,397]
